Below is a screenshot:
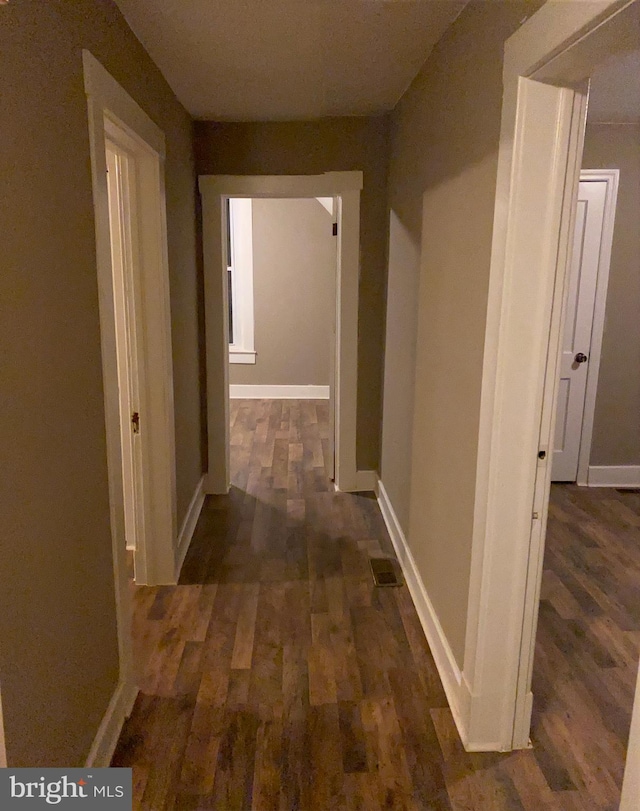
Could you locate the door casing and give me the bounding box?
[199,173,363,495]
[83,51,179,748]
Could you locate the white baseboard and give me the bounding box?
[377,479,469,744]
[85,679,138,767]
[175,475,206,580]
[229,384,330,399]
[587,465,640,488]
[354,470,378,493]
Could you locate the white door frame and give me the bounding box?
[451,0,639,753]
[575,169,619,485]
[83,50,178,691]
[199,173,363,494]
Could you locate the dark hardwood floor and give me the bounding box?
[113,400,639,810]
[530,483,640,810]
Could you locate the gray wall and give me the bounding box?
[380,0,545,665]
[582,123,640,466]
[194,117,390,471]
[0,0,201,765]
[230,198,335,387]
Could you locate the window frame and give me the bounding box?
[226,197,256,364]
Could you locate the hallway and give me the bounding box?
[112,401,638,809]
[113,399,453,808]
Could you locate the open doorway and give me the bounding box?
[512,22,640,753]
[448,0,640,782]
[524,50,640,805]
[83,52,179,757]
[551,169,619,485]
[225,196,337,484]
[199,172,364,496]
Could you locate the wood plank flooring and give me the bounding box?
[530,483,640,810]
[113,400,639,810]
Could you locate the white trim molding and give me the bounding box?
[587,466,640,488]
[200,172,363,494]
[229,350,256,365]
[377,481,470,743]
[175,475,206,580]
[82,52,165,158]
[85,679,138,767]
[230,384,330,399]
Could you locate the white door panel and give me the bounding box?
[553,377,570,454]
[552,180,607,481]
[106,143,144,554]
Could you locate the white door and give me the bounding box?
[106,142,144,555]
[552,179,608,481]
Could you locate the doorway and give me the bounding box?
[225,196,338,480]
[448,0,640,762]
[105,140,144,561]
[199,172,363,496]
[83,52,179,754]
[552,171,619,484]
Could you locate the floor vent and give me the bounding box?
[616,488,640,494]
[370,557,402,587]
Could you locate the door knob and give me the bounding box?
[574,352,588,364]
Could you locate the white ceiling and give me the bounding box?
[588,49,640,123]
[114,1,466,121]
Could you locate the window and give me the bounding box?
[226,198,256,364]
